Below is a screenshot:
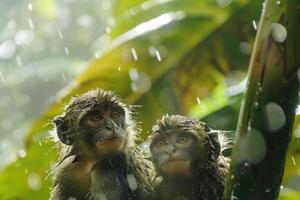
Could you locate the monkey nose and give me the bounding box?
[102,129,114,137]
[165,146,175,154]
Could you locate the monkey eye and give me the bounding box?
[177,135,189,144]
[111,111,120,119]
[155,139,167,149]
[87,113,103,123]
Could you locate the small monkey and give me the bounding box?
[149,115,230,200]
[50,89,153,200]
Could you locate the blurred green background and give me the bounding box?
[0,0,299,199]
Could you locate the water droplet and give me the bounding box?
[18,149,27,158]
[131,48,138,61]
[28,2,33,11]
[7,20,16,30]
[0,40,16,59]
[77,15,93,27]
[127,174,138,191]
[264,102,286,132]
[239,129,267,164]
[105,26,111,34]
[101,0,111,10]
[252,20,257,30]
[196,97,201,104]
[280,185,284,189]
[106,16,116,27]
[27,173,41,191]
[239,42,251,55]
[271,23,287,43]
[276,1,281,5]
[14,29,34,46]
[129,68,139,81]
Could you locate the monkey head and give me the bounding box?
[149,115,221,177]
[53,89,136,159]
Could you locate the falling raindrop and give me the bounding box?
[131,48,138,61]
[58,29,63,39]
[64,47,69,55]
[28,18,34,29]
[16,55,23,66]
[291,156,296,166]
[196,97,201,104]
[155,49,161,62]
[252,20,257,30]
[0,71,5,83]
[62,73,67,81]
[264,102,286,132]
[271,23,287,43]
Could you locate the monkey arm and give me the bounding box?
[49,159,97,200]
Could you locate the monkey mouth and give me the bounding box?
[95,135,124,143]
[165,157,188,163]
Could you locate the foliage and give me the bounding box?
[0,0,299,199]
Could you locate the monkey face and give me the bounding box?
[78,104,126,156]
[150,130,199,176]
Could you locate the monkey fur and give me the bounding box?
[49,89,153,200]
[149,115,230,200]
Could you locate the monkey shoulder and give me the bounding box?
[50,160,94,200]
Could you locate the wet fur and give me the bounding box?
[150,115,230,200]
[49,89,153,200]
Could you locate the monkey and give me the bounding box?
[49,89,153,200]
[148,115,231,200]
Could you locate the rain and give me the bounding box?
[0,0,299,200]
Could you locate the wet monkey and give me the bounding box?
[50,89,153,200]
[149,115,230,200]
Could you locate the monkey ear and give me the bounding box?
[208,131,221,160]
[53,116,73,145]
